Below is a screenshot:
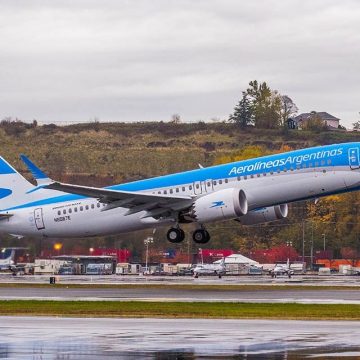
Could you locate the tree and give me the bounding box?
[302,113,327,132]
[280,95,298,126]
[229,93,253,128]
[245,80,282,129]
[170,114,181,124]
[352,120,360,130]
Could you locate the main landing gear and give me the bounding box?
[166,227,211,244]
[192,228,210,244]
[166,227,185,243]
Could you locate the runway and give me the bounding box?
[1,317,360,359]
[1,285,360,304]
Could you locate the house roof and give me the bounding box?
[295,112,340,122]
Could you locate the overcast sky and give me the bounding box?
[0,0,359,127]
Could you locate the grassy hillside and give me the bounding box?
[2,121,359,184]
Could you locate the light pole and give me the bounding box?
[322,233,326,251]
[144,237,153,274]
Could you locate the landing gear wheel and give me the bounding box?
[166,228,185,243]
[192,229,210,244]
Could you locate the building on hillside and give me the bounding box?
[293,111,341,130]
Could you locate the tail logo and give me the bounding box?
[0,188,12,199]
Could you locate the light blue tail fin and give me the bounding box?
[0,156,34,209]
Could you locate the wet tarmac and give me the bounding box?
[1,317,360,359]
[1,284,360,304]
[2,273,360,287]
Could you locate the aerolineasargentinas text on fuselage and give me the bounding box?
[0,142,359,244]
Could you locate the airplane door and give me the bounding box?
[34,208,45,230]
[348,148,360,170]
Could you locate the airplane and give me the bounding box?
[269,259,294,278]
[0,142,359,244]
[0,248,15,272]
[193,258,226,278]
[0,247,30,274]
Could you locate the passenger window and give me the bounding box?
[302,164,307,168]
[74,207,78,212]
[97,203,101,208]
[80,206,83,211]
[315,162,319,167]
[196,184,199,189]
[244,176,247,180]
[189,185,193,190]
[182,187,185,191]
[219,180,223,185]
[207,182,211,187]
[91,204,95,209]
[263,173,266,176]
[158,191,161,194]
[213,180,217,186]
[237,176,240,181]
[327,159,331,165]
[257,173,260,178]
[57,210,61,216]
[164,190,167,194]
[176,188,179,193]
[250,174,254,178]
[270,171,274,175]
[68,208,72,214]
[309,163,313,167]
[321,160,325,166]
[85,205,89,210]
[225,179,228,183]
[63,209,66,215]
[170,189,173,194]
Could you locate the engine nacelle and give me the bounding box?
[238,204,288,225]
[191,188,248,223]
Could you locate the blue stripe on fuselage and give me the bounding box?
[2,142,358,211]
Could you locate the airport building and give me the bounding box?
[34,255,116,275]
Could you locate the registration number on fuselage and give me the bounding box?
[54,216,71,222]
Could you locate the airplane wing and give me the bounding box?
[44,181,194,216]
[21,155,194,216]
[20,155,52,185]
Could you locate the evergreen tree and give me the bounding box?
[229,93,253,128]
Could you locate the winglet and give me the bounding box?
[20,155,52,186]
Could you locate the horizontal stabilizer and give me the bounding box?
[0,213,13,221]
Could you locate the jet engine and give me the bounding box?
[237,204,288,225]
[189,188,248,223]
